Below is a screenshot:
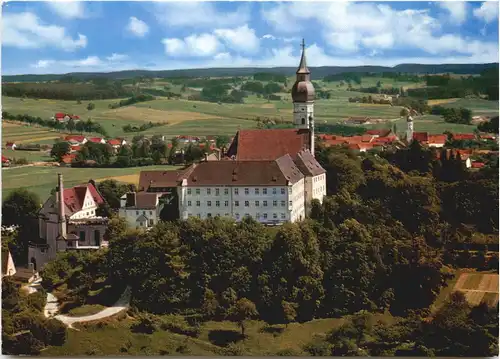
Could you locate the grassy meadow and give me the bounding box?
[1,165,179,201]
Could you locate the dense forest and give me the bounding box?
[3,63,497,82]
[407,68,499,100]
[2,82,134,101]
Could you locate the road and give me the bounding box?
[26,278,131,329]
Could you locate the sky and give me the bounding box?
[2,0,499,75]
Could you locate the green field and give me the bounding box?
[42,315,354,356]
[2,148,52,162]
[1,165,178,201]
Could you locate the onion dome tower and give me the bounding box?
[291,39,316,155]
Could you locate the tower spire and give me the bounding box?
[297,38,310,74]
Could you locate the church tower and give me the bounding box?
[291,39,315,154]
[406,112,414,142]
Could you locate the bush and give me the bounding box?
[45,318,67,346]
[159,316,201,338]
[303,341,332,356]
[131,313,157,334]
[26,291,46,312]
[276,348,303,356]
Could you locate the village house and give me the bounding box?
[28,175,109,270]
[88,137,106,144]
[60,153,77,166]
[452,133,477,141]
[107,138,127,149]
[54,113,80,123]
[343,116,372,125]
[412,132,447,148]
[118,192,164,229]
[65,135,87,145]
[2,155,11,167]
[5,142,16,150]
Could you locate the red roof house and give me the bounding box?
[413,132,429,143]
[2,155,10,164]
[471,162,485,169]
[452,133,476,141]
[61,154,77,164]
[88,137,105,144]
[65,135,87,144]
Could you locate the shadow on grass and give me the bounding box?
[259,325,284,335]
[208,329,244,347]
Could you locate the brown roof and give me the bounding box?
[294,150,326,176]
[135,193,159,209]
[226,128,311,161]
[139,169,188,191]
[184,155,304,186]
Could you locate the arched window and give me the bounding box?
[301,118,306,125]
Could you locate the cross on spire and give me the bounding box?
[296,38,310,75]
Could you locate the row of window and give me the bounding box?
[187,212,287,220]
[313,175,325,183]
[186,187,289,196]
[186,200,293,207]
[135,210,154,216]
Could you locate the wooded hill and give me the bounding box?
[4,63,498,83]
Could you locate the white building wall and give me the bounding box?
[118,208,160,229]
[179,185,301,224]
[312,173,326,203]
[290,179,305,222]
[293,102,314,129]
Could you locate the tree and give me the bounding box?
[227,298,258,337]
[282,301,297,328]
[86,102,95,111]
[50,141,71,162]
[97,179,136,209]
[216,135,230,149]
[2,189,40,264]
[67,118,76,133]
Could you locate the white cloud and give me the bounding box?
[46,1,85,19]
[3,12,87,51]
[261,2,498,58]
[438,1,468,24]
[106,53,128,62]
[473,1,499,23]
[262,34,276,40]
[162,34,221,57]
[214,25,260,54]
[32,56,102,69]
[127,16,149,37]
[154,2,249,29]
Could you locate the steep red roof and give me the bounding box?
[71,115,80,120]
[428,134,447,145]
[366,129,392,137]
[453,133,476,141]
[61,183,104,216]
[88,137,103,143]
[107,139,122,146]
[65,135,86,143]
[471,162,485,168]
[70,145,81,152]
[413,132,429,143]
[61,154,77,164]
[226,129,311,160]
[55,112,65,119]
[2,155,10,163]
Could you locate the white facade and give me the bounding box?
[118,207,160,229]
[303,173,326,214]
[293,102,314,129]
[178,183,305,224]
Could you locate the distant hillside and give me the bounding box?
[3,63,498,83]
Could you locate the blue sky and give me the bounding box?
[3,1,499,75]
